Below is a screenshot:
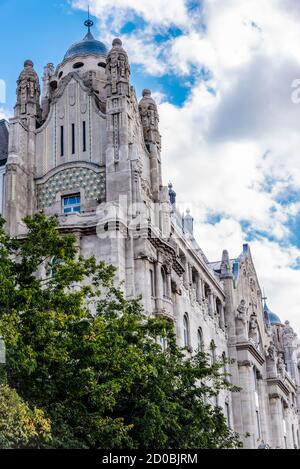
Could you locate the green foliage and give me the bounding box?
[0,214,241,449]
[0,384,51,448]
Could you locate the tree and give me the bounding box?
[0,214,241,449]
[0,384,51,449]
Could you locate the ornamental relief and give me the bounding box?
[37,167,106,209]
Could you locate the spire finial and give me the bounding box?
[262,288,267,305]
[84,5,94,33]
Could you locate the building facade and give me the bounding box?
[1,19,300,449]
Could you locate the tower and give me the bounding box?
[5,16,166,302]
[5,60,41,235]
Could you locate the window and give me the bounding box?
[197,328,204,352]
[292,425,296,448]
[63,194,81,214]
[225,402,231,429]
[58,71,63,78]
[222,352,227,375]
[256,410,261,439]
[83,121,87,152]
[73,62,84,69]
[216,298,223,328]
[50,257,64,276]
[183,314,190,348]
[161,267,168,298]
[150,268,155,297]
[71,124,75,155]
[159,336,168,352]
[98,62,106,68]
[253,366,258,390]
[210,340,216,364]
[60,126,64,157]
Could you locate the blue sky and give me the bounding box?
[2,0,300,332]
[0,0,192,110]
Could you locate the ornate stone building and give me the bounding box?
[1,18,300,449]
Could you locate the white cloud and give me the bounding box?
[70,0,300,334]
[0,108,9,121]
[72,0,189,29]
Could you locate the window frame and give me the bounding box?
[183,313,190,348]
[62,193,81,214]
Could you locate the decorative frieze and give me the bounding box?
[37,167,106,209]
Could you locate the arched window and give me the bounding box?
[183,314,190,348]
[159,336,168,352]
[161,267,168,298]
[149,268,155,297]
[197,328,204,352]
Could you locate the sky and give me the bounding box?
[1,0,300,333]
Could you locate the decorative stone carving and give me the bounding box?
[15,60,41,118]
[277,353,286,377]
[267,342,276,361]
[106,38,130,96]
[282,321,296,347]
[249,314,259,347]
[138,89,161,150]
[42,63,54,99]
[236,299,247,324]
[37,168,106,209]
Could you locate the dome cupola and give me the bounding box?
[63,31,108,62]
[263,301,282,325]
[62,10,107,63]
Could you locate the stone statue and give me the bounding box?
[282,321,296,347]
[249,314,259,347]
[236,299,247,324]
[139,89,161,148]
[277,354,286,377]
[267,342,276,361]
[42,63,54,99]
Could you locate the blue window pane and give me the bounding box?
[63,194,81,214]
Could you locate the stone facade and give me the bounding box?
[2,20,300,449]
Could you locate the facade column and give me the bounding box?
[208,289,213,316]
[238,362,258,449]
[219,304,225,330]
[183,258,189,289]
[196,275,202,303]
[269,395,284,449]
[257,378,271,446]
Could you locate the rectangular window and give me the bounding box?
[60,126,64,157]
[63,194,81,214]
[225,403,231,429]
[256,410,261,439]
[150,269,155,297]
[83,121,86,152]
[72,124,75,155]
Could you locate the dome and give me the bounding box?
[263,302,282,325]
[64,31,108,62]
